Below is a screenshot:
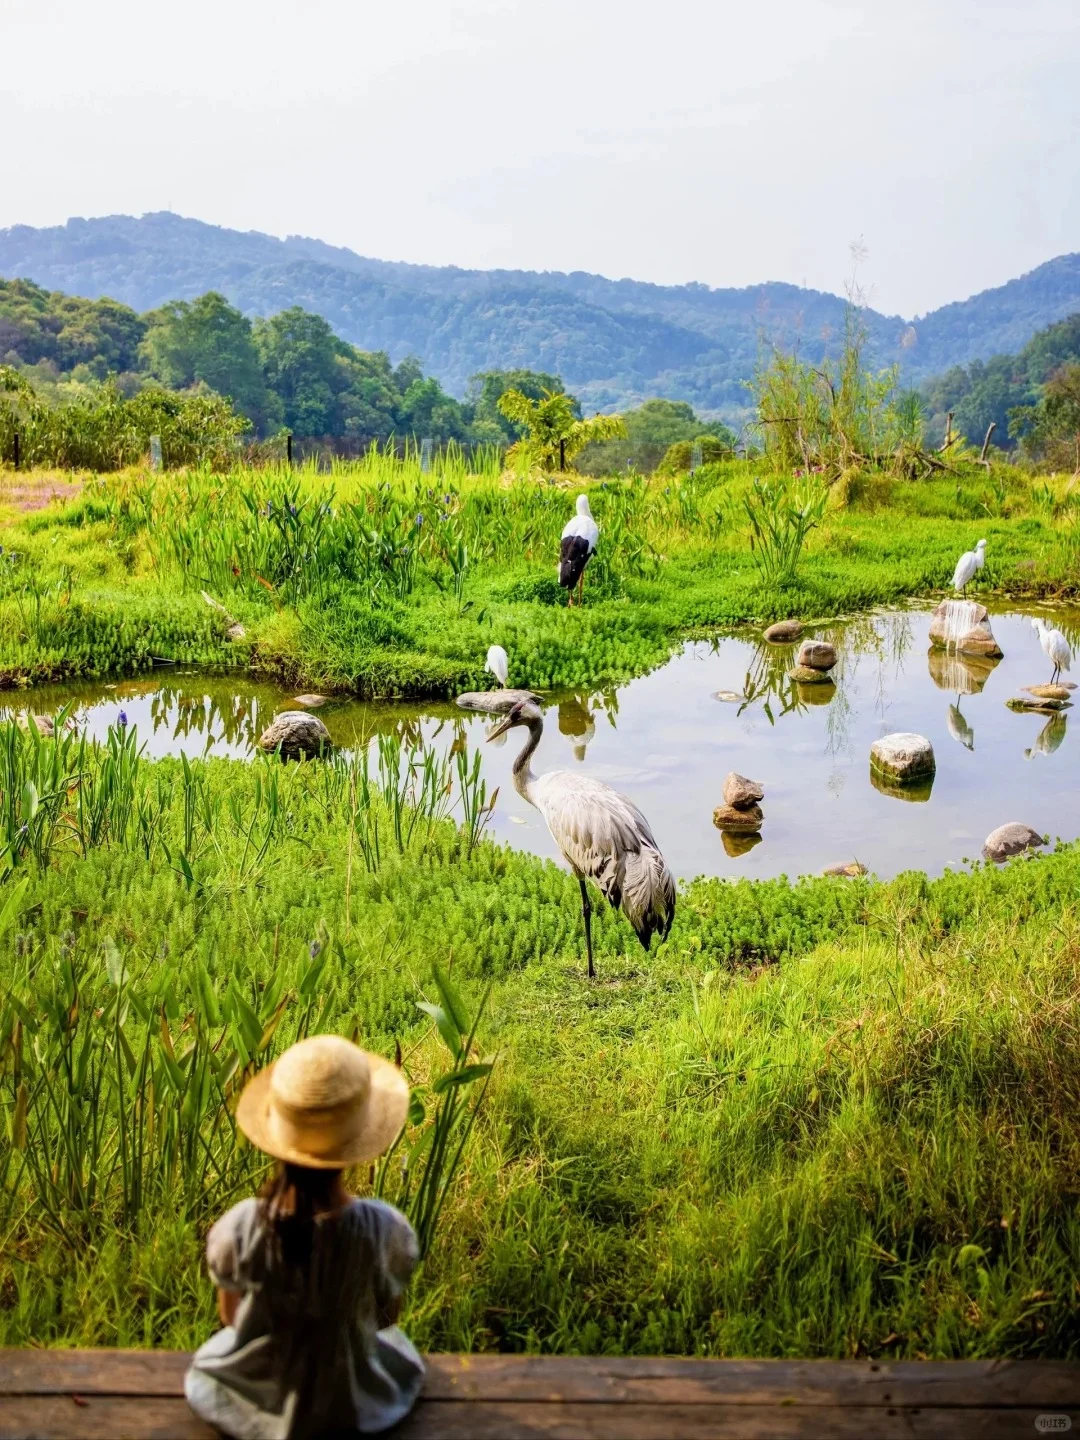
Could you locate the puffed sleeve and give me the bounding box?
[206,1198,262,1292]
[370,1201,419,1307]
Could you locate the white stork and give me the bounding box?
[487,699,675,977]
[559,494,599,607]
[485,645,509,687]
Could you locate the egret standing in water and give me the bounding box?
[559,495,599,607]
[1032,618,1073,684]
[487,700,675,978]
[952,539,987,594]
[485,645,509,687]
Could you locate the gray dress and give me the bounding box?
[185,1196,425,1439]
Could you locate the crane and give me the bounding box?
[952,539,987,593]
[487,699,675,977]
[1032,618,1073,684]
[559,494,599,607]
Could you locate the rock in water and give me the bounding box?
[292,694,328,709]
[1024,684,1073,701]
[456,688,542,714]
[870,733,936,784]
[928,600,1003,659]
[763,620,803,643]
[713,803,764,832]
[713,690,744,703]
[258,711,332,760]
[789,665,833,684]
[796,640,837,671]
[1006,696,1071,713]
[824,860,869,878]
[982,822,1045,863]
[724,772,764,809]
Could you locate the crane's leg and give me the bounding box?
[566,587,574,609]
[579,877,595,979]
[578,571,584,606]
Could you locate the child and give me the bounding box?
[185,1034,424,1439]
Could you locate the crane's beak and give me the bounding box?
[487,715,514,742]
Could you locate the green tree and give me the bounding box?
[577,397,736,474]
[142,293,276,431]
[468,369,576,442]
[497,388,625,471]
[254,307,346,437]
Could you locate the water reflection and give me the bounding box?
[869,767,935,803]
[1025,713,1068,760]
[927,649,999,695]
[946,702,975,750]
[557,696,595,762]
[720,830,763,858]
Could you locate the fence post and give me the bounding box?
[12,433,18,471]
[287,432,293,467]
[149,435,162,472]
[559,438,566,471]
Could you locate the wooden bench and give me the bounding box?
[1,1350,1078,1437]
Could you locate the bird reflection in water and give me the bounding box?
[946,702,975,751]
[558,695,596,762]
[1025,713,1067,760]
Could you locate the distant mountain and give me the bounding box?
[2,212,1079,421]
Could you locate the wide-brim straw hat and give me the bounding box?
[237,1034,409,1169]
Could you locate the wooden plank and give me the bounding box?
[0,1397,1072,1440]
[3,1351,1079,1407]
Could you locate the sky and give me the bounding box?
[3,0,1078,317]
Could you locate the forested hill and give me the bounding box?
[1,212,1079,418]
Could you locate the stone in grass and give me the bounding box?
[1023,684,1073,701]
[723,772,764,809]
[456,689,542,714]
[796,640,837,671]
[225,622,247,641]
[982,822,1045,863]
[713,802,763,832]
[258,711,332,760]
[1006,696,1071,713]
[823,860,869,878]
[763,619,803,643]
[17,713,56,737]
[870,733,936,784]
[292,694,329,709]
[789,665,833,684]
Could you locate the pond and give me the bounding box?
[4,602,1079,882]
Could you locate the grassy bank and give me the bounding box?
[1,723,1078,1357]
[1,456,1078,695]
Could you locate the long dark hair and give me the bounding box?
[258,1163,358,1378]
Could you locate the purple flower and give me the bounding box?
[443,494,451,505]
[309,939,322,960]
[117,710,129,728]
[415,513,424,527]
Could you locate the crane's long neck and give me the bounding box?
[510,716,543,804]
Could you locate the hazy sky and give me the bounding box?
[4,0,1078,316]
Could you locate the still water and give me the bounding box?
[5,604,1079,882]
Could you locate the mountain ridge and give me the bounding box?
[1,212,1078,419]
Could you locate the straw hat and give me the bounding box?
[237,1035,409,1169]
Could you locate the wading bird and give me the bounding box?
[487,700,675,977]
[1032,618,1073,684]
[952,538,987,594]
[559,494,599,607]
[485,645,509,687]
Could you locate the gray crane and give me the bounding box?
[487,699,675,977]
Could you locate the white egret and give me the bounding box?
[559,494,599,607]
[487,700,675,977]
[1032,619,1073,684]
[952,539,987,594]
[485,645,509,687]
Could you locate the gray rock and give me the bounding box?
[456,689,541,714]
[712,802,764,832]
[1007,696,1071,713]
[824,860,868,878]
[789,665,834,684]
[763,619,803,643]
[292,694,328,709]
[17,713,55,737]
[982,822,1045,863]
[1024,684,1073,701]
[724,772,764,809]
[928,600,1003,658]
[797,640,837,671]
[870,732,936,783]
[258,711,332,760]
[225,622,247,641]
